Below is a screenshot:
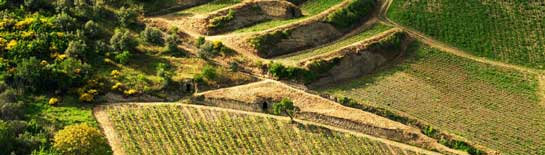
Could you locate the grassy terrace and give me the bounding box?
[232,0,344,33]
[317,43,545,154]
[274,23,393,65]
[104,104,426,155]
[177,0,241,15]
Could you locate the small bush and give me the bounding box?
[268,62,316,83]
[164,32,179,53]
[115,51,131,64]
[110,29,136,51]
[198,41,232,58]
[195,36,205,47]
[249,30,290,55]
[53,124,110,155]
[208,9,235,28]
[326,0,376,29]
[84,20,100,38]
[140,26,163,45]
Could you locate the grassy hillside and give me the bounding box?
[318,43,545,154]
[387,0,545,69]
[104,104,428,155]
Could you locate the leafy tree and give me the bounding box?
[140,26,163,45]
[201,65,217,80]
[54,12,76,30]
[84,20,100,38]
[117,7,139,27]
[164,32,179,53]
[273,98,296,122]
[110,29,136,51]
[53,124,111,155]
[65,40,88,59]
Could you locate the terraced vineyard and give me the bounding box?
[318,43,545,154]
[387,0,545,69]
[232,0,345,33]
[177,0,241,15]
[102,104,434,155]
[274,22,393,65]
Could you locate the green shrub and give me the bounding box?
[110,29,136,51]
[164,32,179,53]
[268,62,317,83]
[249,30,290,55]
[65,40,88,59]
[53,123,111,155]
[208,9,235,28]
[117,6,140,27]
[197,41,232,58]
[140,26,163,45]
[115,51,131,64]
[326,0,376,29]
[84,20,100,38]
[195,36,205,47]
[201,65,217,80]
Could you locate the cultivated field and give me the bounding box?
[387,0,545,69]
[318,43,545,154]
[100,104,437,155]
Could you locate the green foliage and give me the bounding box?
[195,36,205,47]
[117,7,140,27]
[164,31,179,53]
[83,20,100,38]
[249,30,290,55]
[268,62,316,83]
[388,0,545,69]
[197,41,232,58]
[53,123,111,155]
[337,96,357,107]
[115,51,131,64]
[65,40,88,59]
[208,9,236,28]
[194,65,217,83]
[273,98,296,121]
[326,0,376,29]
[110,29,136,51]
[140,26,163,45]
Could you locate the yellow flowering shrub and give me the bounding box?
[48,97,59,105]
[124,89,138,96]
[6,40,17,50]
[15,18,36,30]
[110,70,121,77]
[111,82,123,91]
[79,93,94,102]
[21,31,35,38]
[0,37,6,49]
[53,124,110,155]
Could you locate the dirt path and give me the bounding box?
[96,102,443,155]
[94,106,126,155]
[379,0,545,105]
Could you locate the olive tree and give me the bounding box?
[273,98,296,122]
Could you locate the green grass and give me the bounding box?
[274,23,393,65]
[387,0,545,69]
[104,104,422,155]
[301,0,344,15]
[231,0,344,33]
[317,43,545,154]
[177,0,241,15]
